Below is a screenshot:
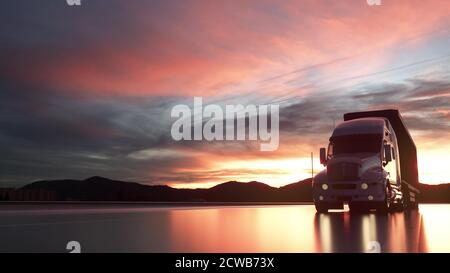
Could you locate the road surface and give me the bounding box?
[0,204,448,253]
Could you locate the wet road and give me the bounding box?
[0,204,448,253]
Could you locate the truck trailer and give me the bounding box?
[312,109,420,213]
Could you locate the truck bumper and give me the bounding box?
[313,181,385,206]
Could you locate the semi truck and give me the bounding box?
[312,109,420,213]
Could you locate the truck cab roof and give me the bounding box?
[343,109,419,188]
[331,117,386,138]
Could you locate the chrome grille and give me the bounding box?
[327,162,359,181]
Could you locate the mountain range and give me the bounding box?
[14,176,450,203]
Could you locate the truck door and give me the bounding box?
[383,130,398,186]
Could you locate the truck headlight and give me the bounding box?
[322,184,329,190]
[361,183,368,190]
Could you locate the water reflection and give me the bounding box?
[169,206,316,252]
[314,209,427,252]
[168,205,450,253]
[0,204,447,252]
[419,205,450,252]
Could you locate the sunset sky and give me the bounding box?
[0,0,449,188]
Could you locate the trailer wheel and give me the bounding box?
[407,199,419,210]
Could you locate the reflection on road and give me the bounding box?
[0,204,448,252]
[169,204,448,253]
[313,210,427,252]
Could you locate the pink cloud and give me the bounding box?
[2,0,449,98]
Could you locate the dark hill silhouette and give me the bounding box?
[278,180,313,201]
[207,181,277,201]
[13,176,450,202]
[20,176,312,202]
[21,176,176,201]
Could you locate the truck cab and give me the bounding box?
[313,117,404,213]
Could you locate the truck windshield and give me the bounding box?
[330,134,381,155]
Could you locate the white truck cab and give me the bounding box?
[313,110,419,213]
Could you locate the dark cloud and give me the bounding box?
[0,79,187,185]
[276,78,450,146]
[2,75,449,186]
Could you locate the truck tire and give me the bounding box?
[389,201,404,212]
[315,204,328,213]
[377,183,390,213]
[377,201,388,213]
[406,200,419,210]
[349,203,369,213]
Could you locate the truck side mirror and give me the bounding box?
[320,147,327,165]
[384,144,392,162]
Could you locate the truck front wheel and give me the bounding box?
[377,184,390,213]
[315,204,328,213]
[385,182,404,212]
[389,202,404,212]
[377,201,388,213]
[349,203,369,213]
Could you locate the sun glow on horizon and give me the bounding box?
[417,149,450,185]
[169,146,449,189]
[170,157,325,189]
